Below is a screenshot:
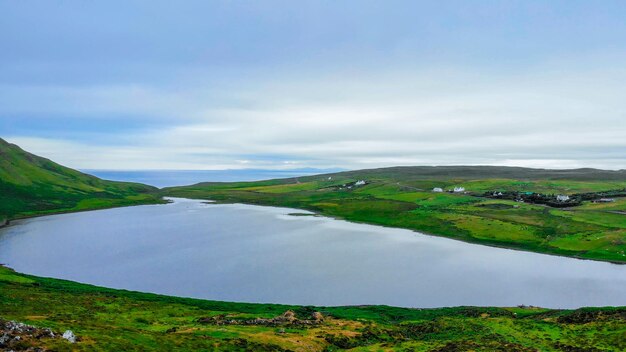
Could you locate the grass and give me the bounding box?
[0,138,163,223]
[164,167,626,263]
[1,265,624,351]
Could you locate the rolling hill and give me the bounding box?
[0,138,161,223]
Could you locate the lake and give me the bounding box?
[1,198,625,308]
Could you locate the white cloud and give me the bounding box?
[4,64,626,170]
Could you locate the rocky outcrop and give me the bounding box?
[198,310,324,327]
[311,311,324,322]
[0,320,59,351]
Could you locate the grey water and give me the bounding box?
[0,198,624,308]
[85,169,344,188]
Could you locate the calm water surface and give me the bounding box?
[1,198,624,308]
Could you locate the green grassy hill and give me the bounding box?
[165,166,626,262]
[0,138,161,222]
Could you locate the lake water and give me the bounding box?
[1,198,625,308]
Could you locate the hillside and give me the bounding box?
[0,138,161,222]
[165,166,626,262]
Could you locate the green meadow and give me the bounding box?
[165,166,626,263]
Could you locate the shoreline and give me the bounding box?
[0,198,167,229]
[1,262,624,351]
[200,198,626,265]
[3,196,625,265]
[1,263,624,311]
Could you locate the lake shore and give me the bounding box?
[206,198,626,265]
[163,174,626,264]
[1,264,625,351]
[2,198,625,309]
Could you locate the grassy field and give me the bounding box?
[1,265,624,351]
[0,138,163,223]
[164,166,626,263]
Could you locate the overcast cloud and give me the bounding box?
[1,1,625,170]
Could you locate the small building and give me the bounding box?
[492,191,503,197]
[556,195,570,202]
[355,180,366,186]
[432,187,443,193]
[327,176,332,180]
[453,187,465,193]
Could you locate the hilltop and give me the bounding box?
[305,165,626,182]
[0,138,162,223]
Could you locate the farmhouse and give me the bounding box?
[556,195,570,202]
[453,187,465,193]
[432,187,443,192]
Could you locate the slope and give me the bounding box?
[0,138,161,222]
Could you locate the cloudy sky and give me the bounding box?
[1,1,625,170]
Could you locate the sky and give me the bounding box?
[1,0,625,170]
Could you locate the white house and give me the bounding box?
[355,180,366,186]
[556,195,570,202]
[432,187,443,192]
[453,187,465,193]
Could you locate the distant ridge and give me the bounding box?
[301,165,626,182]
[185,165,626,188]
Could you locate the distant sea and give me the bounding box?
[84,169,344,188]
